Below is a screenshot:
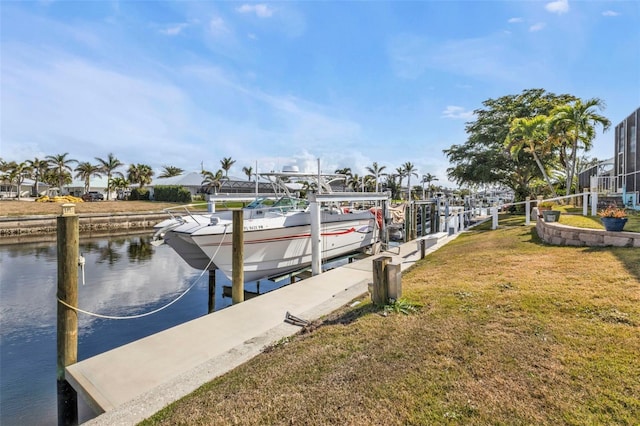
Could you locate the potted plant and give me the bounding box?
[537,201,560,221]
[598,205,628,232]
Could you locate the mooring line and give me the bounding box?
[57,225,229,320]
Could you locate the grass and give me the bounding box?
[555,207,640,233]
[0,199,244,217]
[140,216,640,426]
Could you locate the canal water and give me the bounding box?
[0,232,284,425]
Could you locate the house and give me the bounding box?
[577,107,639,210]
[614,107,639,208]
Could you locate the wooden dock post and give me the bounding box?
[232,209,244,304]
[208,269,216,313]
[57,203,78,426]
[372,256,392,306]
[387,262,402,301]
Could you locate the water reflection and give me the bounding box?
[0,233,218,425]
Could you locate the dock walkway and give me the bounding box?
[69,232,458,425]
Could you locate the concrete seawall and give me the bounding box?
[0,212,170,242]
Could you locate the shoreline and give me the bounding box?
[0,211,170,244]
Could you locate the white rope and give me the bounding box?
[57,224,230,320]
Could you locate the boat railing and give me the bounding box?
[161,203,211,224]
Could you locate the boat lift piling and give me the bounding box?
[308,192,391,277]
[232,210,244,304]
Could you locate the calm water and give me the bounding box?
[0,232,282,425]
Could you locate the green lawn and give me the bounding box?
[141,216,640,426]
[554,206,640,232]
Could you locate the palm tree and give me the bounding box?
[127,164,154,189]
[366,162,387,192]
[46,153,77,193]
[506,115,557,196]
[109,176,129,200]
[348,174,364,192]
[421,173,438,199]
[95,153,124,200]
[382,174,401,200]
[242,166,253,181]
[220,157,236,178]
[26,157,50,197]
[402,162,419,201]
[335,167,352,191]
[548,98,611,195]
[75,162,103,194]
[5,161,30,199]
[201,169,224,194]
[158,165,184,178]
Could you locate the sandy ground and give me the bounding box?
[0,200,181,217]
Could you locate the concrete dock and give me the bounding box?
[67,232,458,425]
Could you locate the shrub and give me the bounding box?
[154,185,192,203]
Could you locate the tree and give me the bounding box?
[4,161,30,199]
[201,169,224,194]
[548,98,611,195]
[421,173,438,199]
[220,157,236,178]
[95,153,124,200]
[444,88,576,201]
[75,162,103,194]
[506,115,557,196]
[242,166,253,181]
[381,174,401,200]
[46,153,77,193]
[402,162,419,200]
[158,165,184,178]
[366,162,387,192]
[109,176,129,200]
[127,164,154,189]
[335,167,352,191]
[26,157,50,197]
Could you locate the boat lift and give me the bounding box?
[308,192,390,276]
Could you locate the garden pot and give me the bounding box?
[542,210,561,222]
[601,217,628,232]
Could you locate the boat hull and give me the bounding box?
[165,211,377,281]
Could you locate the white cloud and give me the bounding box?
[508,17,523,23]
[236,4,274,18]
[160,23,189,36]
[545,0,569,15]
[602,10,619,17]
[529,22,546,32]
[209,16,230,37]
[441,106,474,120]
[387,33,546,84]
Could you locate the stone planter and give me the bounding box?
[601,217,628,232]
[542,210,561,222]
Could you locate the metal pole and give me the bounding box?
[310,200,322,275]
[232,210,244,304]
[57,204,78,426]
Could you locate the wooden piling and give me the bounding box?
[387,262,402,301]
[57,203,78,426]
[208,270,216,313]
[232,209,244,304]
[372,256,392,306]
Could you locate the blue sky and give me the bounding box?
[1,0,639,185]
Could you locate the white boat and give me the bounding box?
[155,196,379,281]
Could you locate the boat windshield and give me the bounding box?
[272,197,308,212]
[245,197,267,209]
